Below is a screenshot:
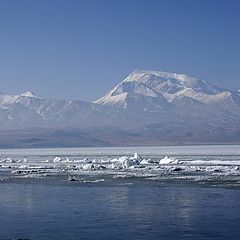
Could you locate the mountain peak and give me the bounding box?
[94,69,223,109]
[126,70,220,91]
[125,69,198,84]
[20,91,36,98]
[123,69,222,94]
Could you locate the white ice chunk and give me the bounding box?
[159,156,179,164]
[82,164,94,171]
[129,153,142,162]
[53,157,62,163]
[140,158,152,164]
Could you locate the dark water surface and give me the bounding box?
[0,182,240,240]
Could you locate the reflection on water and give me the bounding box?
[0,184,240,240]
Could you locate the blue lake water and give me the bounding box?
[1,145,240,239]
[0,183,240,240]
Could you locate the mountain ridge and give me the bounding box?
[1,69,240,147]
[94,69,240,113]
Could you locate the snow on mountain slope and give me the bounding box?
[0,91,40,109]
[1,69,240,135]
[20,91,36,97]
[0,91,119,129]
[122,70,221,94]
[94,70,240,112]
[0,92,21,108]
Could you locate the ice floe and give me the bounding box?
[1,152,240,186]
[159,156,179,164]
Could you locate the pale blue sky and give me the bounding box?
[0,0,240,101]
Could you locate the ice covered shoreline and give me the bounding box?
[1,145,240,187]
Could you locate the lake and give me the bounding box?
[1,145,240,239]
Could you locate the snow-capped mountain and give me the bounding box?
[0,91,119,129]
[1,69,240,147]
[95,70,240,112]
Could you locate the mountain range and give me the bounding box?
[1,70,240,148]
